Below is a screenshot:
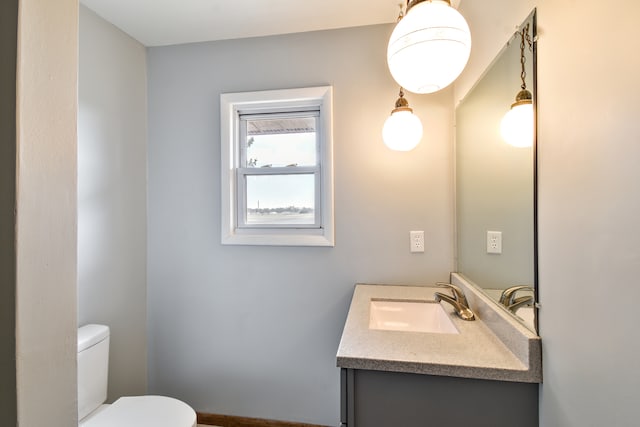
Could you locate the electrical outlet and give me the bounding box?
[487,231,502,254]
[410,231,425,253]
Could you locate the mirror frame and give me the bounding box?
[532,8,539,334]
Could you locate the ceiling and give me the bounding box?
[80,0,461,47]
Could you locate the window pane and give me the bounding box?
[244,116,317,168]
[246,174,315,225]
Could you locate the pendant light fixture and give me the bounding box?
[382,88,423,151]
[387,0,471,94]
[500,23,533,148]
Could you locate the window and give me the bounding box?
[220,86,334,246]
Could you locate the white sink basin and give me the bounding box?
[369,299,459,334]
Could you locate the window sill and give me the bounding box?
[221,231,334,247]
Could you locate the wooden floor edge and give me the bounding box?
[196,411,331,427]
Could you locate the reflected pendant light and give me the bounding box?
[501,23,534,148]
[382,88,423,151]
[387,0,471,94]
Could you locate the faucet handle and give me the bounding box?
[507,295,535,312]
[435,282,469,306]
[434,288,475,321]
[499,285,534,307]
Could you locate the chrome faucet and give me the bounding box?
[433,283,475,321]
[499,286,534,313]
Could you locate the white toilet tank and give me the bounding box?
[78,324,110,421]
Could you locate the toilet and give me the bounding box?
[78,324,196,427]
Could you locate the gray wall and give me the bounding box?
[78,5,148,401]
[0,0,18,423]
[458,1,640,425]
[147,24,454,425]
[15,0,78,425]
[14,2,640,425]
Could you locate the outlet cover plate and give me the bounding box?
[410,231,425,253]
[487,231,502,254]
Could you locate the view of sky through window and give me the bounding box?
[243,118,317,217]
[246,173,315,210]
[246,131,316,168]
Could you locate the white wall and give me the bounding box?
[15,0,78,425]
[458,1,640,425]
[78,5,148,401]
[147,24,454,425]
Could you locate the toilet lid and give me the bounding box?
[80,395,196,427]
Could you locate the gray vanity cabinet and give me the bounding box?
[340,368,538,427]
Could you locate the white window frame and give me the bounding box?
[237,110,321,229]
[220,86,334,246]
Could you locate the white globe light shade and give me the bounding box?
[387,1,471,94]
[382,110,423,151]
[500,102,534,148]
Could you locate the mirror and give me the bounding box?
[455,10,538,332]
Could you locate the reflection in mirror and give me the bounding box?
[455,10,537,332]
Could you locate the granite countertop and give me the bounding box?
[336,283,542,383]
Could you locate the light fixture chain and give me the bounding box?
[519,23,530,91]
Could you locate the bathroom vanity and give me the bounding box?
[336,280,541,427]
